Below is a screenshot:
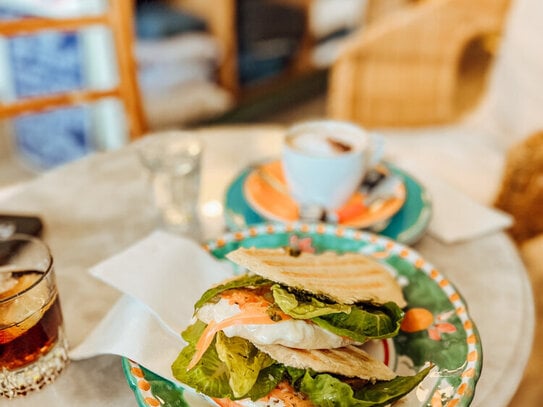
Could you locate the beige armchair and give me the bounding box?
[327,0,511,127]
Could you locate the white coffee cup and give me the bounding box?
[282,120,384,210]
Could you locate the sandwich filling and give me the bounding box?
[196,297,355,349]
[171,247,431,406]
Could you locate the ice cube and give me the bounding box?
[0,272,17,299]
[0,273,49,327]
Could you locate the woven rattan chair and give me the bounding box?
[328,0,511,127]
[0,0,147,141]
[363,0,413,24]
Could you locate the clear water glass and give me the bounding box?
[137,131,204,237]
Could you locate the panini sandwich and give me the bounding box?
[172,247,430,406]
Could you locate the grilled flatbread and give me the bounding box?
[255,343,396,381]
[226,247,406,307]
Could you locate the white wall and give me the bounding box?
[480,0,543,149]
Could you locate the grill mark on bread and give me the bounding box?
[226,247,407,307]
[255,344,397,381]
[266,260,384,269]
[282,271,381,281]
[278,269,384,277]
[287,280,390,293]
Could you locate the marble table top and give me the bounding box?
[1,125,534,407]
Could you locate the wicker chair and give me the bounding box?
[328,0,511,127]
[363,0,413,24]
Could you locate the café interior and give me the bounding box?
[0,0,542,406]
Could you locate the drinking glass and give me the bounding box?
[137,131,204,237]
[0,234,68,398]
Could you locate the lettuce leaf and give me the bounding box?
[215,332,274,398]
[270,284,403,342]
[171,324,233,398]
[312,302,404,343]
[244,364,286,401]
[171,321,283,400]
[286,366,307,384]
[272,285,352,319]
[194,274,272,310]
[181,319,207,343]
[299,365,432,407]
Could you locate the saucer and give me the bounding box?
[224,161,432,245]
[243,161,406,229]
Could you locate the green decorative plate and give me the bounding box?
[224,162,432,245]
[123,223,482,407]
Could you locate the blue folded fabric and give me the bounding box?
[136,2,207,39]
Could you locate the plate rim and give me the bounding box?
[123,223,482,407]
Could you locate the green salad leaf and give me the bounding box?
[244,364,286,401]
[171,323,233,398]
[286,366,307,384]
[194,274,272,310]
[312,302,404,343]
[270,284,404,343]
[180,319,206,343]
[299,365,432,407]
[272,285,352,319]
[215,332,274,398]
[172,322,283,400]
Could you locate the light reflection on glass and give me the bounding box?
[201,200,223,218]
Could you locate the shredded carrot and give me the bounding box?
[213,397,243,407]
[187,289,291,370]
[220,287,273,308]
[188,313,278,369]
[213,382,315,407]
[263,382,315,407]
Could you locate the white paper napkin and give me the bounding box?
[70,230,234,380]
[70,295,183,382]
[398,162,513,243]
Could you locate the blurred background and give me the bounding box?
[1,0,359,176]
[0,0,508,177]
[1,0,506,174]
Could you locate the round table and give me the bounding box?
[1,125,534,407]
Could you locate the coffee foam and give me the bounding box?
[287,130,367,157]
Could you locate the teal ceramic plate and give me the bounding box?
[224,162,432,245]
[123,223,482,407]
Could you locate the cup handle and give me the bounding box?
[369,133,385,168]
